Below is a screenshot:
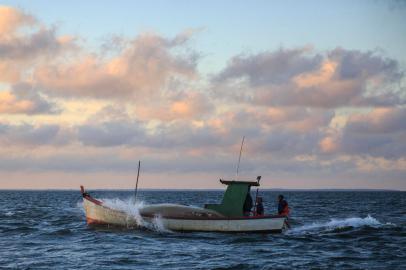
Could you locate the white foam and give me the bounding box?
[5,211,14,216]
[76,201,85,214]
[151,214,171,233]
[101,198,170,232]
[289,215,393,234]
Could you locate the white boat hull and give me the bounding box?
[83,197,287,233]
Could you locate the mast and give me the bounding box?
[236,136,245,179]
[134,160,141,201]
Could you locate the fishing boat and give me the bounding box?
[80,177,288,233]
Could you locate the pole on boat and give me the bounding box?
[253,176,261,215]
[134,160,141,202]
[236,136,245,179]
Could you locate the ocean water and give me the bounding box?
[0,190,405,269]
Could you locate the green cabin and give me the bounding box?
[205,176,261,217]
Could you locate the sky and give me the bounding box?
[0,0,405,190]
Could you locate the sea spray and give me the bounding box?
[101,198,170,232]
[151,214,171,233]
[288,215,394,234]
[103,198,144,225]
[76,201,85,214]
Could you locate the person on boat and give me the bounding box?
[243,192,253,216]
[277,195,290,216]
[255,197,264,216]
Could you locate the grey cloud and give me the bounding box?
[147,121,230,149]
[0,123,63,145]
[213,47,322,86]
[10,82,60,114]
[79,120,227,149]
[0,149,404,189]
[345,108,406,134]
[100,34,129,54]
[0,154,134,173]
[0,150,235,173]
[356,92,406,107]
[217,108,334,158]
[340,132,406,159]
[77,109,229,149]
[0,148,343,174]
[77,120,146,147]
[257,129,323,156]
[329,48,402,81]
[0,27,64,60]
[335,108,406,158]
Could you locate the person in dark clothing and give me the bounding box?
[277,194,289,216]
[255,196,264,216]
[243,192,253,216]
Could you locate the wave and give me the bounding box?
[288,215,394,234]
[3,210,24,217]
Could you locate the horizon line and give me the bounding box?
[0,188,403,192]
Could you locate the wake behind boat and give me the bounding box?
[81,177,288,233]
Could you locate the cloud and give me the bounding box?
[2,104,401,162]
[0,6,76,83]
[213,46,321,86]
[0,26,65,60]
[0,6,36,35]
[321,107,406,159]
[345,107,406,133]
[0,91,34,114]
[0,5,201,119]
[135,91,213,121]
[77,120,146,147]
[0,83,59,114]
[319,135,339,153]
[0,149,236,173]
[213,47,405,108]
[0,122,66,145]
[213,107,334,138]
[35,31,198,99]
[1,142,404,188]
[76,117,227,149]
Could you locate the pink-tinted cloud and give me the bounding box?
[0,6,36,35]
[0,91,34,114]
[35,32,198,99]
[135,92,213,121]
[0,6,77,83]
[0,83,59,114]
[213,47,405,108]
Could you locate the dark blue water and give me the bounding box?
[0,190,405,269]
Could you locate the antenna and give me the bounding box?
[236,136,245,179]
[134,160,141,202]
